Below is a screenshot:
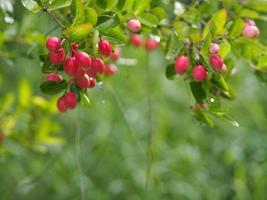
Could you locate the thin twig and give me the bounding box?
[43,7,66,29]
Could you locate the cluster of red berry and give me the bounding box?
[45,37,120,112]
[175,19,259,82]
[127,19,158,51]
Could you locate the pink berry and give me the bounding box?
[145,38,158,51]
[175,55,190,75]
[127,19,141,33]
[110,47,121,61]
[130,34,142,47]
[49,48,65,65]
[57,95,68,113]
[244,19,256,26]
[104,64,117,75]
[209,54,223,70]
[73,51,91,69]
[192,65,207,82]
[243,25,260,38]
[65,91,77,109]
[98,39,112,56]
[77,74,91,89]
[46,72,63,83]
[46,36,61,51]
[209,43,220,54]
[64,57,78,77]
[91,58,105,74]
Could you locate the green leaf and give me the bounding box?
[64,23,93,42]
[71,0,85,25]
[19,79,32,107]
[190,82,207,103]
[255,70,267,83]
[100,27,127,45]
[21,0,41,13]
[240,8,259,19]
[210,9,227,36]
[79,91,91,107]
[95,16,119,30]
[229,18,244,38]
[246,1,267,12]
[165,63,176,80]
[133,0,151,15]
[219,41,231,58]
[47,0,72,11]
[40,80,68,95]
[137,12,159,28]
[194,110,214,127]
[151,7,166,21]
[41,56,59,73]
[123,0,135,13]
[85,7,98,26]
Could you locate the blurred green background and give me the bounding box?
[1,1,267,200]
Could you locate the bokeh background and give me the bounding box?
[1,1,267,200]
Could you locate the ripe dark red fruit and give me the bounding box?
[86,66,96,78]
[64,57,78,77]
[175,55,190,75]
[65,91,77,109]
[104,64,117,75]
[46,36,61,51]
[91,58,105,74]
[210,54,223,70]
[209,43,220,54]
[46,72,63,83]
[145,38,158,51]
[130,34,142,47]
[243,25,259,38]
[74,51,91,69]
[49,48,65,65]
[110,47,121,61]
[98,39,112,56]
[57,95,68,112]
[127,19,141,32]
[77,74,91,89]
[193,65,207,82]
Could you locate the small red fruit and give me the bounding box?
[127,19,141,32]
[130,34,142,47]
[77,74,91,89]
[209,54,223,70]
[91,58,105,74]
[104,64,117,75]
[243,25,260,38]
[46,72,63,83]
[89,78,97,88]
[209,43,220,54]
[46,36,61,51]
[110,47,121,61]
[98,39,112,56]
[145,38,158,51]
[65,91,77,109]
[64,57,78,77]
[57,95,68,113]
[192,65,207,82]
[49,48,65,65]
[74,51,91,69]
[87,66,96,78]
[175,55,190,75]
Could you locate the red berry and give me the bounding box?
[74,66,86,78]
[73,51,91,69]
[65,91,77,109]
[87,66,96,78]
[64,57,78,77]
[110,47,121,61]
[46,72,63,83]
[98,39,112,56]
[57,95,68,113]
[49,48,65,65]
[243,25,259,38]
[127,19,141,32]
[210,54,223,70]
[89,77,97,88]
[77,74,91,89]
[192,65,207,82]
[145,38,158,51]
[91,58,105,74]
[209,43,220,54]
[104,64,117,75]
[70,43,79,51]
[130,34,142,47]
[175,55,190,75]
[46,36,61,51]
